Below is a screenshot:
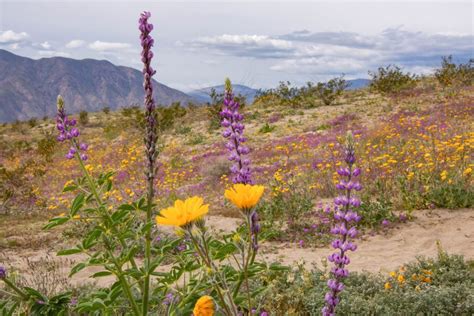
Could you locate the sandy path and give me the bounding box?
[1,209,473,287]
[260,209,474,273]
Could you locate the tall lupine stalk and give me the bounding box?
[221,78,252,185]
[56,96,141,315]
[139,10,158,315]
[323,132,362,316]
[221,79,260,311]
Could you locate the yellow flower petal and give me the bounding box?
[193,295,214,316]
[155,196,209,228]
[224,184,265,210]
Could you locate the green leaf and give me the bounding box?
[82,229,101,249]
[91,271,113,278]
[42,216,69,230]
[57,248,82,256]
[62,184,77,192]
[70,193,85,216]
[24,287,47,301]
[69,262,86,277]
[117,203,135,211]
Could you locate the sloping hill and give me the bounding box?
[0,49,193,122]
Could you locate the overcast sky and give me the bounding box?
[0,0,472,91]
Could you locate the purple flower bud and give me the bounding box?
[80,154,88,161]
[0,266,6,279]
[65,152,75,159]
[70,128,80,137]
[57,133,66,142]
[79,143,88,151]
[352,167,361,177]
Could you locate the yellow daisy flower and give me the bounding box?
[224,184,265,210]
[193,295,214,316]
[156,196,209,228]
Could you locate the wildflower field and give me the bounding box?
[1,10,474,316]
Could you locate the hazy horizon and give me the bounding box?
[1,0,472,91]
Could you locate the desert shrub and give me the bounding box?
[259,122,276,134]
[426,179,474,209]
[369,65,417,95]
[37,129,57,162]
[259,249,474,315]
[157,102,187,132]
[79,110,89,125]
[435,55,474,88]
[102,106,111,114]
[186,132,205,145]
[28,117,38,128]
[314,75,349,106]
[121,105,140,117]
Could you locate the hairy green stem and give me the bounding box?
[1,278,29,301]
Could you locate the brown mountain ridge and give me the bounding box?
[0,49,193,122]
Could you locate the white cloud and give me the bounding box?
[40,41,51,49]
[65,39,86,48]
[88,40,131,51]
[38,50,70,57]
[192,34,293,58]
[0,30,29,44]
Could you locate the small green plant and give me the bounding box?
[79,110,89,125]
[369,65,417,95]
[102,106,111,114]
[28,117,38,128]
[259,122,276,134]
[37,129,57,162]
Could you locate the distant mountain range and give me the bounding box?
[0,49,193,122]
[0,49,372,122]
[188,84,259,104]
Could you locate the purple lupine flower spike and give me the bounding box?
[55,96,88,161]
[221,78,252,185]
[0,266,6,279]
[323,131,361,316]
[139,11,158,182]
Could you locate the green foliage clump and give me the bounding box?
[28,117,38,128]
[369,65,417,95]
[102,106,111,114]
[314,75,349,106]
[37,129,57,162]
[259,123,276,134]
[79,110,89,125]
[435,55,474,89]
[259,249,474,315]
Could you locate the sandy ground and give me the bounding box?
[1,209,473,288]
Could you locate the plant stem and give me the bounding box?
[142,175,154,315]
[189,232,237,316]
[73,141,141,279]
[1,278,29,300]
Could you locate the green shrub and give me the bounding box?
[435,55,474,88]
[37,129,57,162]
[259,249,474,315]
[259,123,276,134]
[314,75,349,106]
[79,110,89,125]
[28,117,38,128]
[102,106,111,114]
[369,65,417,95]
